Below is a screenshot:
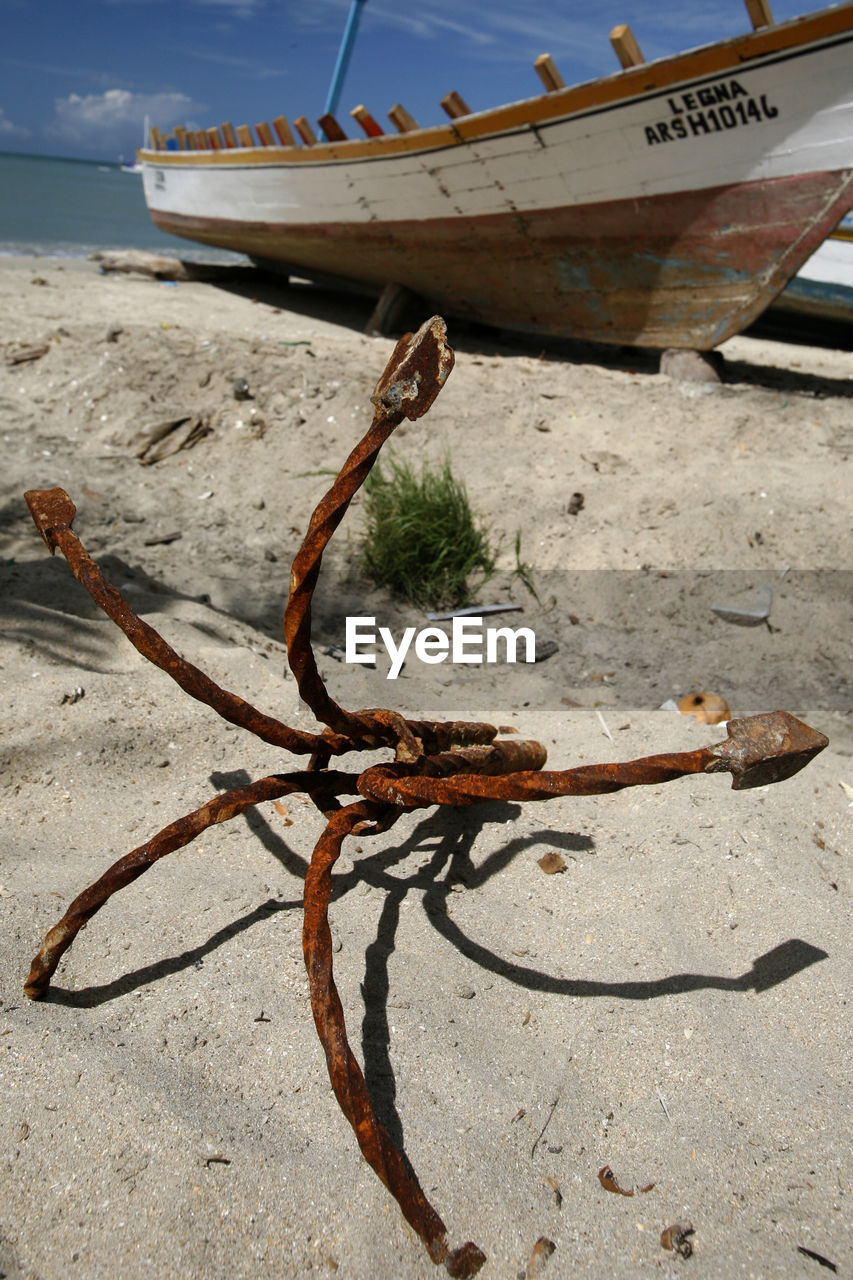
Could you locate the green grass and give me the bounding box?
[360,456,496,609]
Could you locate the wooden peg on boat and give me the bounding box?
[610,24,645,67]
[149,126,164,150]
[318,113,348,141]
[387,103,419,133]
[236,124,254,147]
[272,116,295,146]
[193,131,208,150]
[205,127,223,150]
[255,121,274,146]
[294,116,317,145]
[350,105,384,137]
[174,126,189,150]
[534,54,565,92]
[220,122,238,148]
[441,91,472,120]
[744,0,774,28]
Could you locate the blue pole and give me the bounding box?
[323,0,368,120]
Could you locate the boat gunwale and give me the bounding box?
[138,2,853,170]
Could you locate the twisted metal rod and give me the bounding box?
[302,801,487,1278]
[24,486,355,758]
[24,771,361,999]
[21,315,828,1277]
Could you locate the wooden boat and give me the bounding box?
[138,1,853,350]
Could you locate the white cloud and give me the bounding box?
[0,106,30,136]
[52,88,201,143]
[190,0,264,14]
[103,0,264,10]
[292,0,783,65]
[288,0,605,59]
[184,47,284,78]
[356,2,495,45]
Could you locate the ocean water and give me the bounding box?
[0,151,243,261]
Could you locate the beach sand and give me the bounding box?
[1,255,850,1278]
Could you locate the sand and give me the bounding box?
[0,254,850,1279]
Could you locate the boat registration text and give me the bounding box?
[645,78,779,145]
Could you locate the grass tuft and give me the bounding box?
[360,456,496,609]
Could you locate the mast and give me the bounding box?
[323,0,368,122]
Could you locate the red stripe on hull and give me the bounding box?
[151,170,853,348]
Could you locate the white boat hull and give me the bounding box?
[140,4,853,348]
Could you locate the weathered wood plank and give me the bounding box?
[318,113,348,142]
[744,0,774,28]
[365,282,426,337]
[272,116,295,146]
[294,116,317,145]
[441,91,472,119]
[350,105,384,137]
[534,54,565,92]
[387,103,419,133]
[610,24,645,68]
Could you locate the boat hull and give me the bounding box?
[774,214,853,327]
[150,170,853,348]
[141,3,853,348]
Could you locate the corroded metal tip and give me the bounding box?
[24,486,77,554]
[370,315,454,420]
[707,711,829,789]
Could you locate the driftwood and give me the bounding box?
[90,249,259,285]
[130,412,212,464]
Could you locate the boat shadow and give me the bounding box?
[202,263,853,398]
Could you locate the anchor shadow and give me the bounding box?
[42,771,828,1153]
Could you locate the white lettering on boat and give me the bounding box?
[644,78,779,145]
[345,615,536,680]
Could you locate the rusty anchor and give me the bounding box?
[22,316,828,1277]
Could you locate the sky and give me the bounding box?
[0,0,829,162]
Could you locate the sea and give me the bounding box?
[0,150,243,262]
